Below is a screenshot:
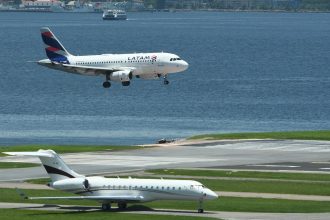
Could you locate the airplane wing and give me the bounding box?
[16,188,143,202]
[28,195,144,202]
[59,63,136,76]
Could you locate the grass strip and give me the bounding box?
[149,169,330,181]
[198,179,330,196]
[0,162,38,169]
[1,188,330,213]
[148,197,330,213]
[0,145,150,157]
[189,130,330,141]
[0,209,214,220]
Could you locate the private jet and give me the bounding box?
[5,150,218,213]
[38,27,189,88]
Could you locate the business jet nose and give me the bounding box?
[204,189,218,200]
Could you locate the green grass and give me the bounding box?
[149,169,330,181]
[189,130,330,141]
[0,209,214,220]
[1,188,330,213]
[0,145,150,157]
[147,197,330,213]
[26,178,51,185]
[0,162,38,169]
[197,179,330,196]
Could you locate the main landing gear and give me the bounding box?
[103,73,111,88]
[103,81,111,88]
[118,202,127,209]
[101,202,128,211]
[101,203,111,211]
[163,74,169,85]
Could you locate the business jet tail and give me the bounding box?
[4,150,84,182]
[40,27,72,64]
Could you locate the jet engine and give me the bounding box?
[110,70,133,82]
[52,177,90,191]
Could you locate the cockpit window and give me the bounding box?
[170,58,182,61]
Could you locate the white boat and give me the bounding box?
[102,9,127,20]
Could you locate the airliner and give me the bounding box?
[5,150,218,213]
[38,27,189,88]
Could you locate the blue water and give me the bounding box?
[0,11,330,145]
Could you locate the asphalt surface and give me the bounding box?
[0,202,329,220]
[1,139,330,220]
[1,139,330,181]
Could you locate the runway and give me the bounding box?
[0,202,329,220]
[1,139,330,181]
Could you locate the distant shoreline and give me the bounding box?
[0,9,329,14]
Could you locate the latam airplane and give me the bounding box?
[38,27,189,88]
[5,150,218,213]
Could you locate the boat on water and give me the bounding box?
[102,10,127,20]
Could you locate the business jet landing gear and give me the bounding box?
[163,74,169,85]
[101,203,111,211]
[118,202,127,209]
[103,73,111,88]
[197,200,204,213]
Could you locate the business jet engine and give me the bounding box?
[110,70,133,82]
[51,177,90,191]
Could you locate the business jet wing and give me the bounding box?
[17,190,143,202]
[60,63,135,76]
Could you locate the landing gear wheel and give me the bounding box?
[198,208,204,213]
[164,80,169,85]
[118,202,127,209]
[103,81,111,88]
[122,81,130,86]
[101,203,111,211]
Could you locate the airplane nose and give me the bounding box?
[204,189,218,200]
[181,60,189,71]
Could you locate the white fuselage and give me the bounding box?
[38,52,189,78]
[51,176,218,203]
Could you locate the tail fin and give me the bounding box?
[4,150,84,182]
[40,27,71,64]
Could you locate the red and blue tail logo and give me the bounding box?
[40,27,70,64]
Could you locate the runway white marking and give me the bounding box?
[312,162,330,164]
[0,155,224,167]
[205,141,330,153]
[319,168,330,170]
[248,165,300,168]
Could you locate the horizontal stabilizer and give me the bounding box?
[4,151,54,158]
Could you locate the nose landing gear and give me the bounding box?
[163,74,169,85]
[197,199,204,213]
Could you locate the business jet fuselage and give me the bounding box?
[38,27,189,88]
[5,150,218,213]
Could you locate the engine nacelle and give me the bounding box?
[110,70,132,82]
[51,177,89,191]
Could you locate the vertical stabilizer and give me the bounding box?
[4,150,84,182]
[40,27,71,64]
